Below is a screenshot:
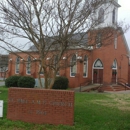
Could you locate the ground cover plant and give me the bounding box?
[0,86,130,130]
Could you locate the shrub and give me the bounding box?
[5,75,21,87]
[18,76,35,88]
[52,76,69,90]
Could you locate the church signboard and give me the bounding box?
[7,88,74,126]
[0,100,3,118]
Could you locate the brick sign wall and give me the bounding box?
[7,88,74,125]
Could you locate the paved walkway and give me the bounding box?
[70,84,101,92]
[0,81,5,86]
[70,84,130,94]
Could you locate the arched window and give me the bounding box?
[54,55,59,75]
[114,34,117,49]
[83,55,88,77]
[112,59,117,69]
[15,57,20,74]
[98,8,104,23]
[112,9,115,24]
[39,62,44,75]
[70,55,77,76]
[26,56,31,74]
[94,59,103,68]
[111,59,117,83]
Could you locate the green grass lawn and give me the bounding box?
[0,87,130,130]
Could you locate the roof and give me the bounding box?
[28,33,88,51]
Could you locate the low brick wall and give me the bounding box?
[7,88,74,126]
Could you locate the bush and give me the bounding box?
[18,76,35,88]
[5,75,21,87]
[52,76,69,90]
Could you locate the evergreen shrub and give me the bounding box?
[18,76,35,88]
[52,76,69,90]
[5,75,21,87]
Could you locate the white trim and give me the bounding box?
[70,63,77,77]
[93,59,104,69]
[92,59,104,83]
[112,59,118,83]
[70,55,77,77]
[39,64,44,75]
[0,100,3,117]
[26,57,31,75]
[15,57,20,74]
[83,56,88,78]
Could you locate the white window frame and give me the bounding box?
[15,57,20,74]
[39,64,44,75]
[83,55,88,78]
[26,56,31,75]
[70,55,77,77]
[112,59,117,69]
[114,34,117,49]
[94,59,103,68]
[54,55,60,76]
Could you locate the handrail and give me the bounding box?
[118,78,128,91]
[79,78,102,92]
[117,78,128,83]
[117,78,129,91]
[79,79,91,92]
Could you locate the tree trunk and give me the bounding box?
[49,71,56,89]
[38,73,42,88]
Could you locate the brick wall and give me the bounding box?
[6,31,129,88]
[128,65,130,84]
[7,88,74,126]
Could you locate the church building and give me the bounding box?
[6,0,130,88]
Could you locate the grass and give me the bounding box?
[0,86,130,130]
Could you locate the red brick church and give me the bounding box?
[6,0,130,88]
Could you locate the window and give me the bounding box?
[112,60,117,69]
[112,9,115,24]
[15,57,20,74]
[114,34,117,49]
[70,55,77,77]
[94,59,103,68]
[39,63,44,75]
[98,8,104,24]
[26,56,31,74]
[96,33,102,48]
[83,55,88,77]
[54,55,59,76]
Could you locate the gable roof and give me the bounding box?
[28,33,88,51]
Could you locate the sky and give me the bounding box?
[118,0,130,48]
[1,0,130,54]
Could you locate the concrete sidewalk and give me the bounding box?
[70,84,101,92]
[70,84,130,94]
[0,81,5,86]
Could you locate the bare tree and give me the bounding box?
[0,0,128,88]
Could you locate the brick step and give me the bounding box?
[99,86,113,91]
[83,85,130,92]
[112,86,128,91]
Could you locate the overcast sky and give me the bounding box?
[118,0,130,48]
[1,0,130,54]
